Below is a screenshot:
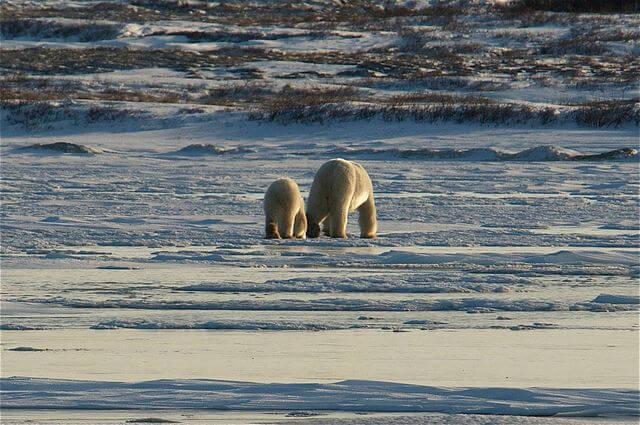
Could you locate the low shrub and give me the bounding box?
[1,100,145,130]
[0,47,214,75]
[387,92,496,105]
[86,104,142,122]
[200,83,271,105]
[573,99,639,127]
[540,38,608,55]
[1,100,74,130]
[249,99,561,126]
[0,18,121,41]
[497,0,640,14]
[250,96,637,128]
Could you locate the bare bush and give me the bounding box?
[249,96,562,126]
[497,0,640,14]
[0,47,216,75]
[492,30,548,43]
[165,29,301,43]
[248,85,361,123]
[1,100,145,130]
[0,18,121,41]
[573,99,639,127]
[540,39,608,55]
[249,94,637,128]
[592,28,640,42]
[1,77,84,103]
[2,0,636,133]
[356,76,512,92]
[91,89,185,104]
[397,27,433,52]
[1,100,74,130]
[1,2,195,23]
[387,92,496,105]
[0,87,65,102]
[415,77,510,91]
[86,104,142,122]
[200,83,272,106]
[1,1,459,28]
[0,82,187,105]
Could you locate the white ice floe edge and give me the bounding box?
[1,377,637,417]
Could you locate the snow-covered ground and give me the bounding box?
[1,1,639,424]
[2,119,638,423]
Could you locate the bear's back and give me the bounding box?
[264,177,302,209]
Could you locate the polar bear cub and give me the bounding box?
[306,158,377,239]
[263,177,307,239]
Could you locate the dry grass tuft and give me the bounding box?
[497,0,640,14]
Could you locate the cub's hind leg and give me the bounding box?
[294,208,307,239]
[265,217,281,239]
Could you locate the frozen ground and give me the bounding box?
[1,119,638,424]
[1,0,639,424]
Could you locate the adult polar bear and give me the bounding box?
[263,178,307,239]
[306,158,377,239]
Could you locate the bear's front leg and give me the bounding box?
[305,213,322,238]
[279,213,297,239]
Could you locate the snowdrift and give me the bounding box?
[326,146,638,162]
[17,141,105,154]
[1,377,637,417]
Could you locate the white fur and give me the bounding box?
[306,158,377,239]
[263,177,307,239]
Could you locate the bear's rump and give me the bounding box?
[264,179,303,220]
[349,190,369,212]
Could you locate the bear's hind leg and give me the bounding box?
[328,206,348,238]
[358,196,377,238]
[322,220,330,236]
